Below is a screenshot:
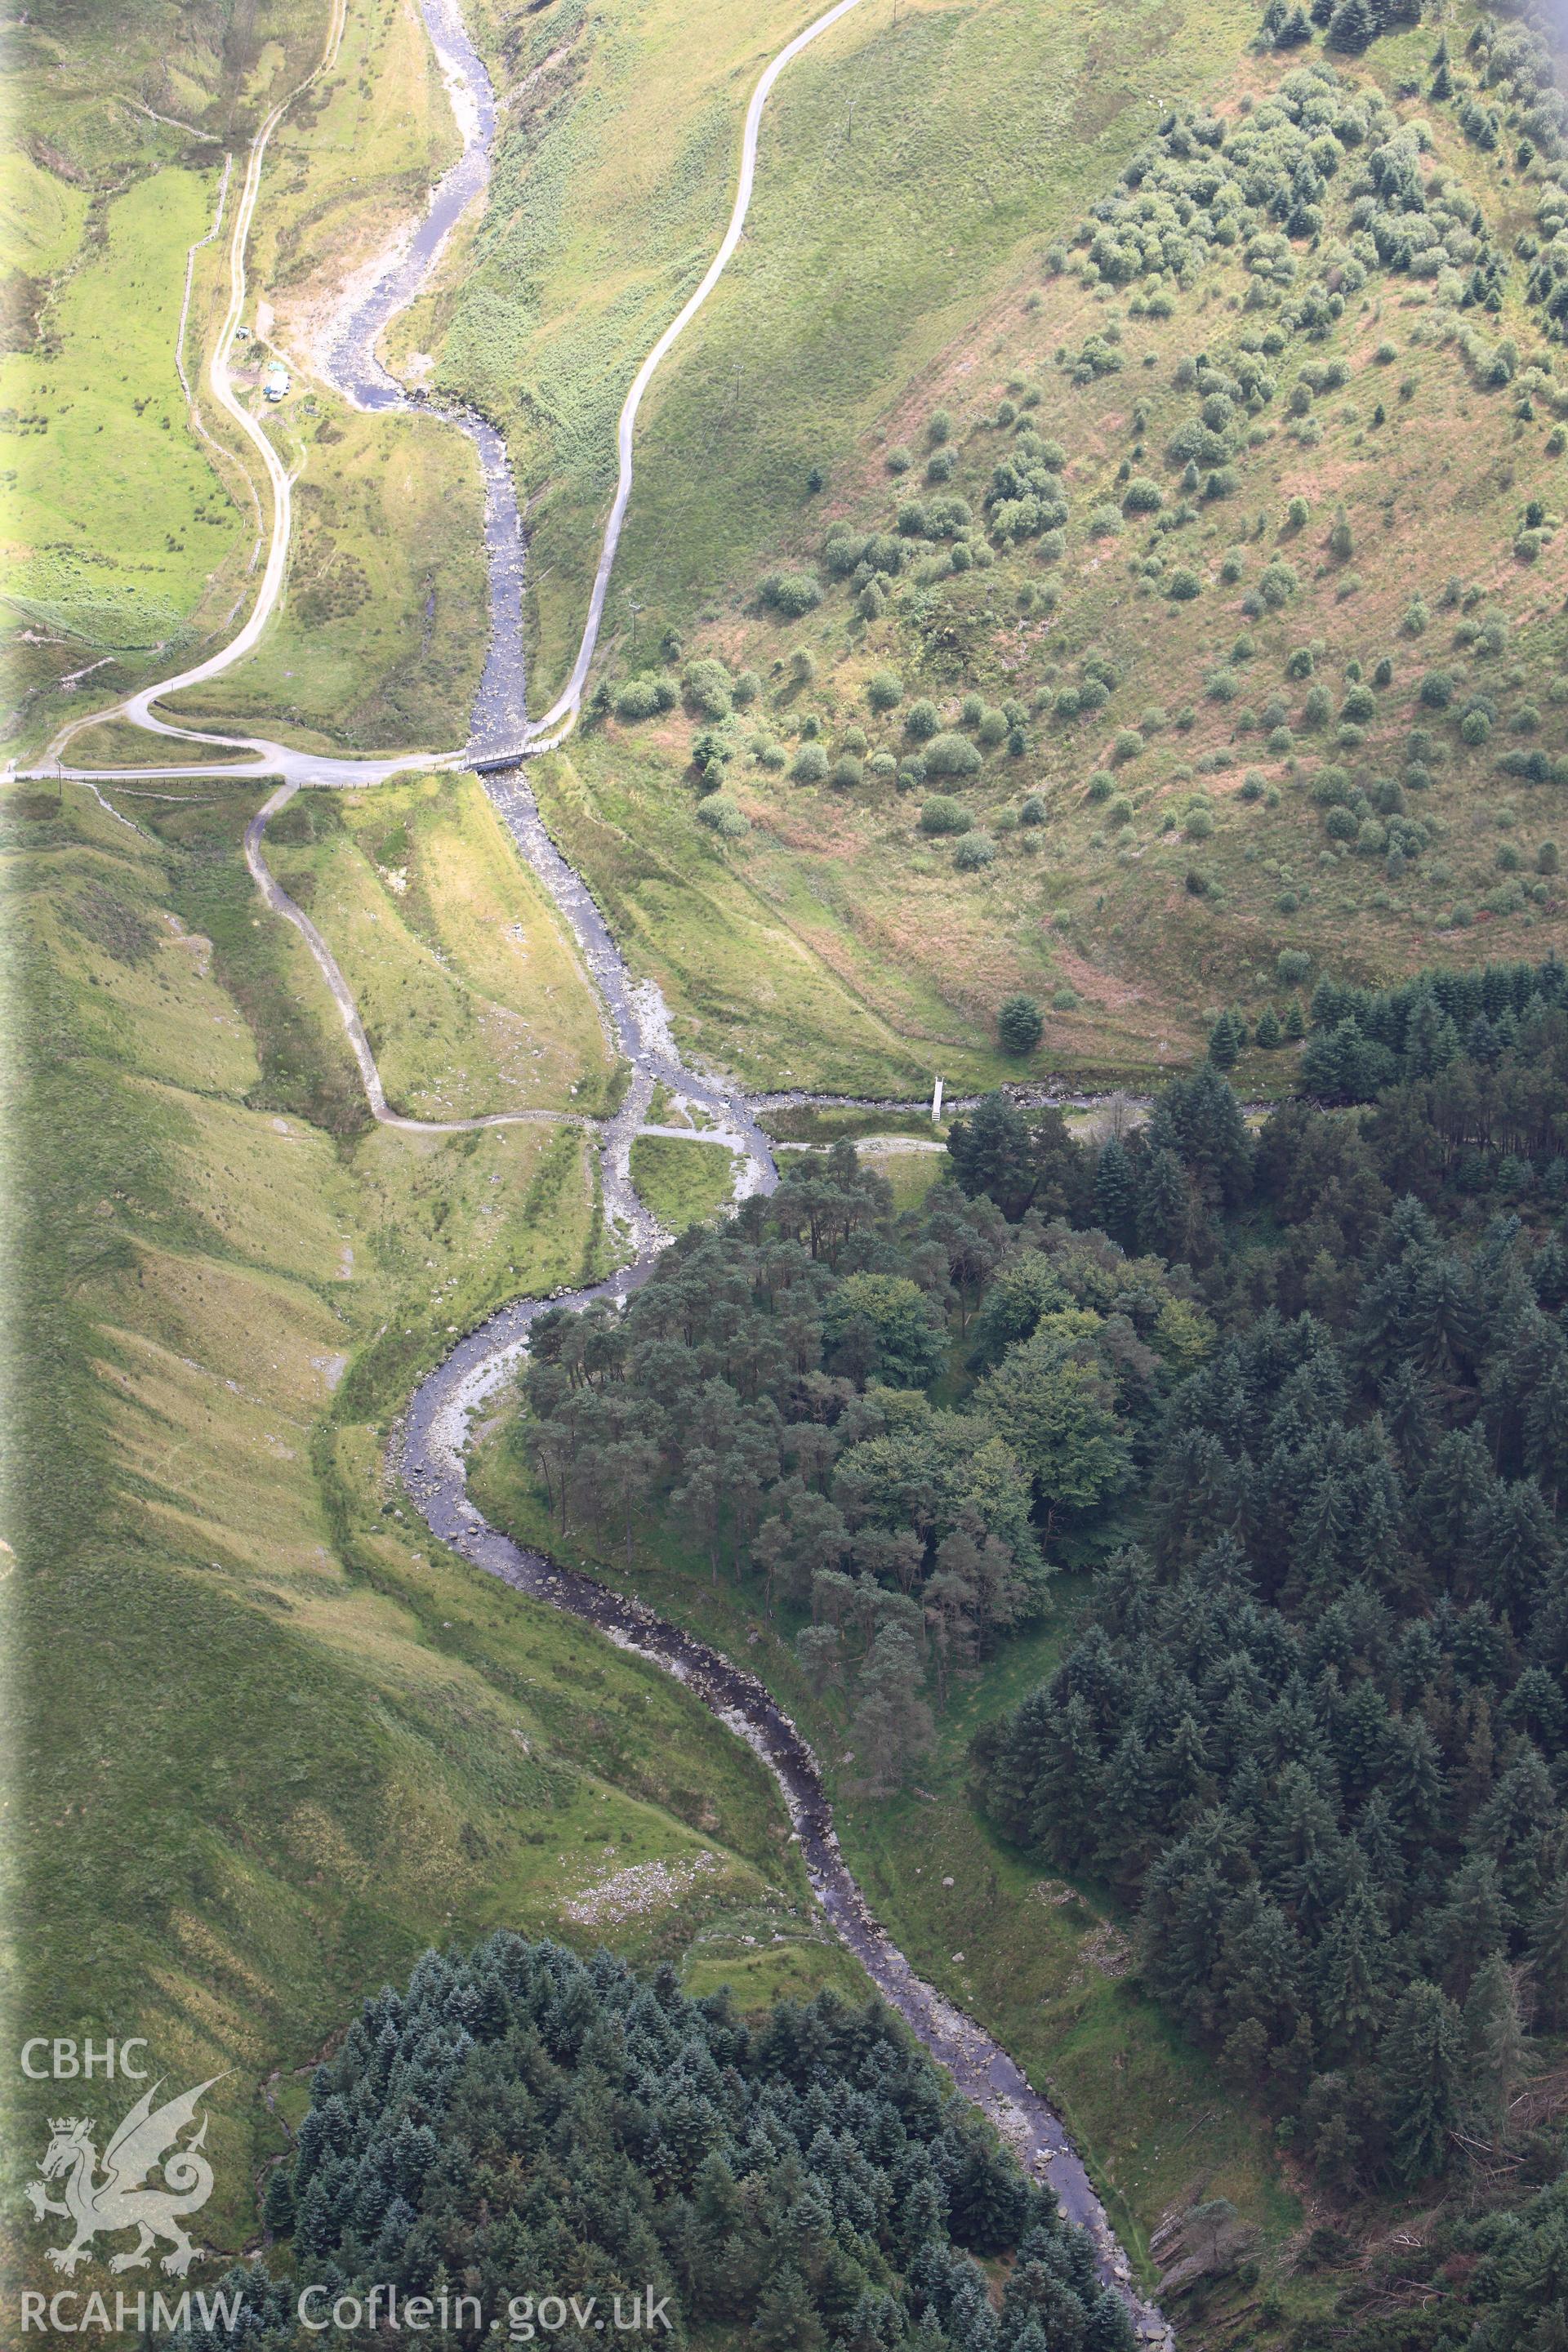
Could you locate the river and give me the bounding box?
[329,4,1174,2338]
[36,0,1173,2329]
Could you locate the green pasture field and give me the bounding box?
[629,1131,740,1230]
[853,1138,950,1209]
[3,0,488,763]
[163,407,489,755]
[1,167,252,666]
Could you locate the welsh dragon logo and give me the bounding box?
[24,2075,224,2277]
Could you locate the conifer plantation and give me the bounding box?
[176,1937,1134,2351]
[462,964,1568,2347]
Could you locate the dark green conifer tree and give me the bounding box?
[1093,1135,1138,1250]
[1207,1008,1245,1070]
[261,2167,296,2237]
[1380,1980,1464,2182]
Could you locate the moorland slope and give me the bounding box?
[2,780,858,2273]
[526,3,1568,1094]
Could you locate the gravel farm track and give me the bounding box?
[20,4,1172,2333]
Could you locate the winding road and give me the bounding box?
[47,0,352,777]
[521,0,872,749]
[23,3,1171,2336]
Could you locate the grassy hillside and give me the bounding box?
[523,3,1568,1091]
[1,0,325,749]
[162,405,490,754]
[260,773,621,1116]
[158,0,492,753]
[248,0,460,341]
[416,0,831,693]
[2,163,240,633]
[2,779,856,2280]
[3,0,487,762]
[9,0,329,158]
[423,0,1262,710]
[534,731,1163,1093]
